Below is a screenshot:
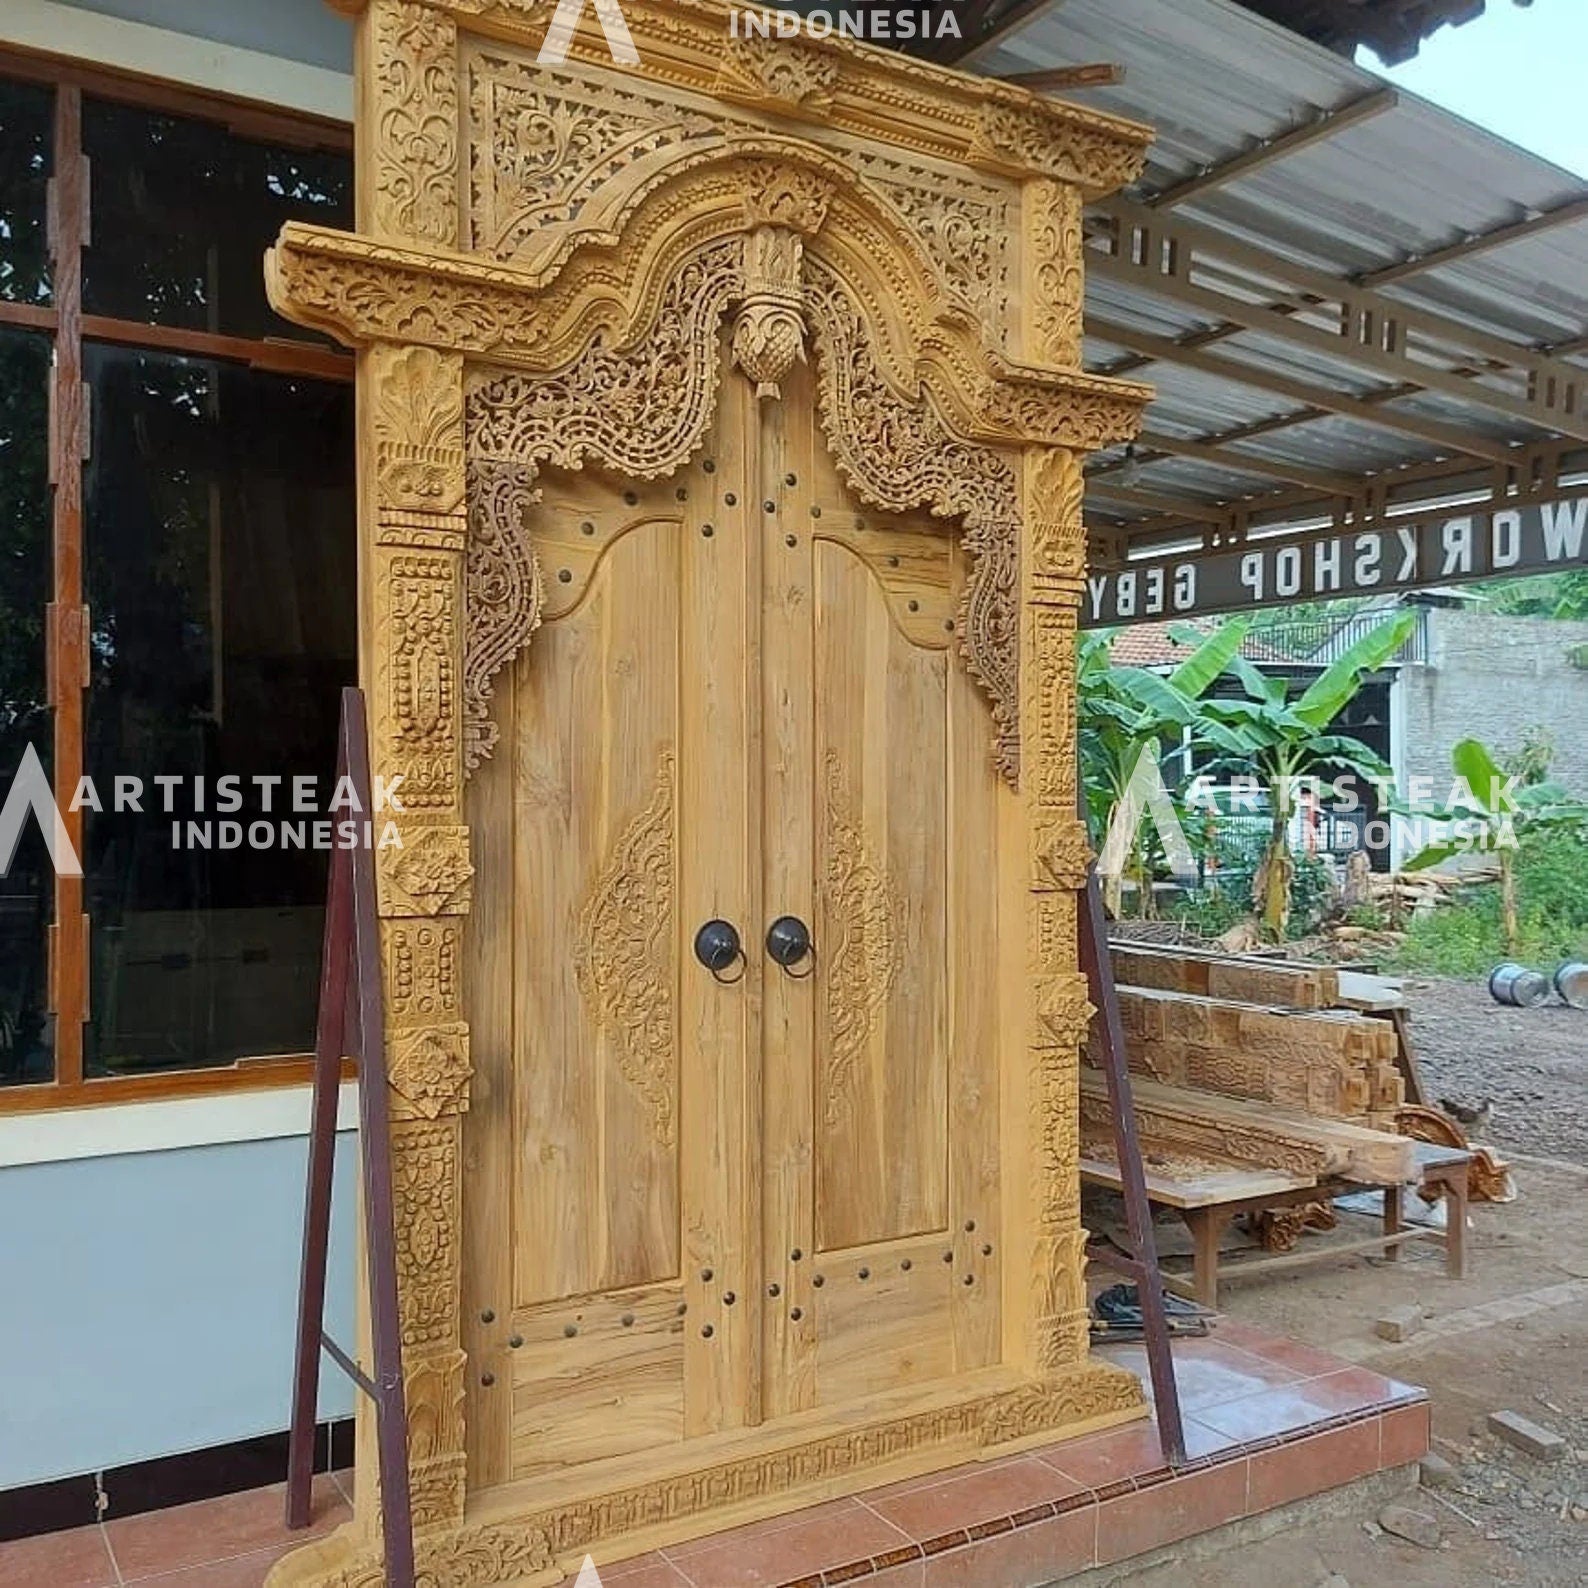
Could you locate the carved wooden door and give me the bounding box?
[757,358,1003,1420]
[463,350,1003,1486]
[463,365,764,1489]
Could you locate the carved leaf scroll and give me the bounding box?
[463,237,743,767]
[803,257,1023,783]
[574,750,678,1147]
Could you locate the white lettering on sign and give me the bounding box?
[1440,515,1475,577]
[1492,509,1521,569]
[1354,533,1382,586]
[1087,573,1107,623]
[1116,569,1137,618]
[1240,551,1264,602]
[1395,527,1418,582]
[1144,564,1165,615]
[1314,538,1342,593]
[1542,498,1587,561]
[1275,546,1302,598]
[1173,562,1196,611]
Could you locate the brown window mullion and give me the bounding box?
[47,84,88,1087]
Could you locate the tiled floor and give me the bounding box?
[0,1323,1427,1587]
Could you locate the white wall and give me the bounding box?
[0,1110,357,1488]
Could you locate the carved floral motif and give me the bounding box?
[392,1119,462,1350]
[388,1021,473,1120]
[714,35,841,115]
[466,53,720,260]
[1025,180,1085,369]
[574,750,678,1147]
[372,345,466,513]
[819,753,902,1128]
[372,2,459,245]
[378,825,476,918]
[856,154,1011,333]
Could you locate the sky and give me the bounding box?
[1365,0,1588,178]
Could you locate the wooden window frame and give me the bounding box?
[0,47,355,1113]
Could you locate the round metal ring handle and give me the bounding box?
[693,919,747,984]
[765,915,816,979]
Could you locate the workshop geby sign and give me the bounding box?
[1081,494,1588,627]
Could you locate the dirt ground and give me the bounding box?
[1109,976,1588,1586]
[1403,977,1588,1163]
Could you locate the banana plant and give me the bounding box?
[1400,736,1588,950]
[1078,618,1250,917]
[1195,611,1417,939]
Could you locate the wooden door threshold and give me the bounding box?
[266,1358,1145,1586]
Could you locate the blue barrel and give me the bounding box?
[1488,963,1551,1007]
[1555,963,1588,1010]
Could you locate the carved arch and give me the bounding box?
[462,140,1035,780]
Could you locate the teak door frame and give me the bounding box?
[264,3,1154,1582]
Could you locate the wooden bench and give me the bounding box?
[1082,1141,1470,1307]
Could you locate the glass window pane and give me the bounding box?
[82,97,350,340]
[82,345,355,1076]
[0,76,52,306]
[0,326,55,1085]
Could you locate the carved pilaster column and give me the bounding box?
[367,341,473,1533]
[1019,446,1094,1372]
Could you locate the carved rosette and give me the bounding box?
[714,36,841,118]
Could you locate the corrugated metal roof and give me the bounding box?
[974,0,1588,540]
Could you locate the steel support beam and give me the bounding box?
[1090,198,1588,439]
[1087,315,1515,463]
[1092,430,1364,496]
[1147,88,1398,209]
[1359,194,1588,288]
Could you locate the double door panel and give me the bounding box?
[463,360,1001,1494]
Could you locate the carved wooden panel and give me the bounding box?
[265,2,1154,1580]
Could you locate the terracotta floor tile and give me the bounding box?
[1194,1367,1406,1443]
[1095,1339,1303,1411]
[671,1502,909,1587]
[864,1455,1086,1541]
[601,1553,694,1586]
[1094,1458,1249,1566]
[1247,1419,1382,1514]
[1039,1421,1169,1488]
[119,1542,293,1586]
[108,1476,347,1581]
[1214,1327,1356,1379]
[1379,1401,1432,1468]
[664,1497,874,1563]
[922,1506,1096,1587]
[0,1524,118,1588]
[865,1559,927,1588]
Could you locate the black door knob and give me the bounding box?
[694,919,745,983]
[765,915,814,976]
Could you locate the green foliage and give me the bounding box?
[1164,891,1249,939]
[1475,569,1588,620]
[1194,610,1413,937]
[1390,829,1588,977]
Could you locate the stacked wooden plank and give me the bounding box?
[1082,939,1416,1196]
[1091,944,1404,1127]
